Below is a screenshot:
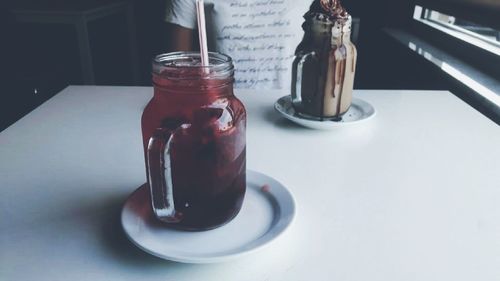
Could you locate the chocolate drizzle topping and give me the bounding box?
[307,0,348,20]
[320,0,348,18]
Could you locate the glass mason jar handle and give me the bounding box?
[291,51,317,107]
[147,124,190,223]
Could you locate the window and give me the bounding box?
[413,5,500,56]
[398,5,500,113]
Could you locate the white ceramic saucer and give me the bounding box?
[274,95,376,130]
[121,170,296,263]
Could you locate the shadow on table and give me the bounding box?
[261,105,311,130]
[97,189,197,270]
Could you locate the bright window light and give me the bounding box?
[413,5,500,56]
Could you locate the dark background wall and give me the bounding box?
[0,0,446,131]
[346,0,447,90]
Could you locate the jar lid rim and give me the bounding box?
[153,52,233,72]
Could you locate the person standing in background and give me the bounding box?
[165,0,313,90]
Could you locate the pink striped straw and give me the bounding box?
[196,0,210,73]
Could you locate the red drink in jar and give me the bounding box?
[142,52,246,231]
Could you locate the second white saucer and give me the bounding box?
[274,95,376,130]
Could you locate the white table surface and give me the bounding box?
[1,86,499,281]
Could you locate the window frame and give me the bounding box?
[411,5,499,78]
[388,4,500,122]
[415,6,500,53]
